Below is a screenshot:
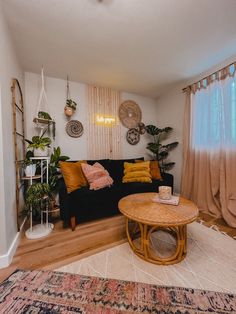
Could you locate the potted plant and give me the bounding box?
[24,182,52,221]
[23,151,36,177]
[64,99,77,117]
[25,131,51,157]
[146,125,179,172]
[48,146,69,199]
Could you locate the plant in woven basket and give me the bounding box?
[146,125,179,172]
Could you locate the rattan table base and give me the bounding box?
[119,193,198,266]
[126,219,187,265]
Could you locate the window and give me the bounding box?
[191,73,236,150]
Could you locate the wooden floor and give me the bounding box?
[0,211,235,284]
[197,211,236,238]
[0,215,126,283]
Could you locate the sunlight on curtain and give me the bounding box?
[87,85,122,159]
[181,66,236,227]
[191,75,236,151]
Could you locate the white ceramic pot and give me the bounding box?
[24,164,36,177]
[34,147,49,157]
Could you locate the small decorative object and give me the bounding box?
[146,124,179,172]
[126,128,140,145]
[119,100,142,129]
[66,120,83,138]
[138,122,146,134]
[152,193,179,206]
[65,76,77,117]
[64,99,77,117]
[159,186,172,200]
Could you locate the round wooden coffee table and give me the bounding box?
[118,193,198,265]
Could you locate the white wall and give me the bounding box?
[155,85,185,193]
[0,3,23,259]
[25,72,159,161]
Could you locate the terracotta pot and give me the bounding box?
[64,106,74,117]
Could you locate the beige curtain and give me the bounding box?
[87,85,122,159]
[181,67,236,227]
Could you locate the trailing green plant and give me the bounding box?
[146,125,179,172]
[24,183,52,219]
[66,99,77,111]
[49,146,69,192]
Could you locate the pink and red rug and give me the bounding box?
[0,269,235,313]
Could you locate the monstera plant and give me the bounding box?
[146,125,179,172]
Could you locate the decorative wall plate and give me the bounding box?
[119,100,142,129]
[66,120,83,138]
[126,128,140,145]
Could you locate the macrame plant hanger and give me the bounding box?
[33,67,55,139]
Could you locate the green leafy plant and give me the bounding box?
[49,146,69,192]
[23,150,34,167]
[146,125,179,172]
[24,183,52,219]
[38,111,52,120]
[25,128,51,151]
[66,99,77,111]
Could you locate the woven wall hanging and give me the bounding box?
[118,100,142,129]
[66,120,83,138]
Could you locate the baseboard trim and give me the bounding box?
[0,217,26,269]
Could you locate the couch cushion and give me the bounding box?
[81,162,113,190]
[60,161,88,193]
[109,157,144,183]
[135,160,162,180]
[123,161,152,183]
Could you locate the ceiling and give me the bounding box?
[2,0,236,98]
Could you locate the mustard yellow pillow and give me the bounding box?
[124,170,152,180]
[122,161,152,183]
[123,176,152,183]
[60,161,88,193]
[135,160,162,180]
[150,160,162,180]
[124,161,150,174]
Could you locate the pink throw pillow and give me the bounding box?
[81,163,113,190]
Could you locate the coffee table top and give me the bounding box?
[118,193,198,226]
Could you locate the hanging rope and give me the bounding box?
[66,75,70,100]
[33,67,55,139]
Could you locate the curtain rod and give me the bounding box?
[182,60,236,92]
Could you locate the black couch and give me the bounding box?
[58,158,174,230]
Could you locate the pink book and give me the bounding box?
[152,194,180,206]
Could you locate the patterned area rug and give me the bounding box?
[0,269,235,313]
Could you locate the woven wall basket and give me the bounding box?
[118,100,142,129]
[66,120,83,138]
